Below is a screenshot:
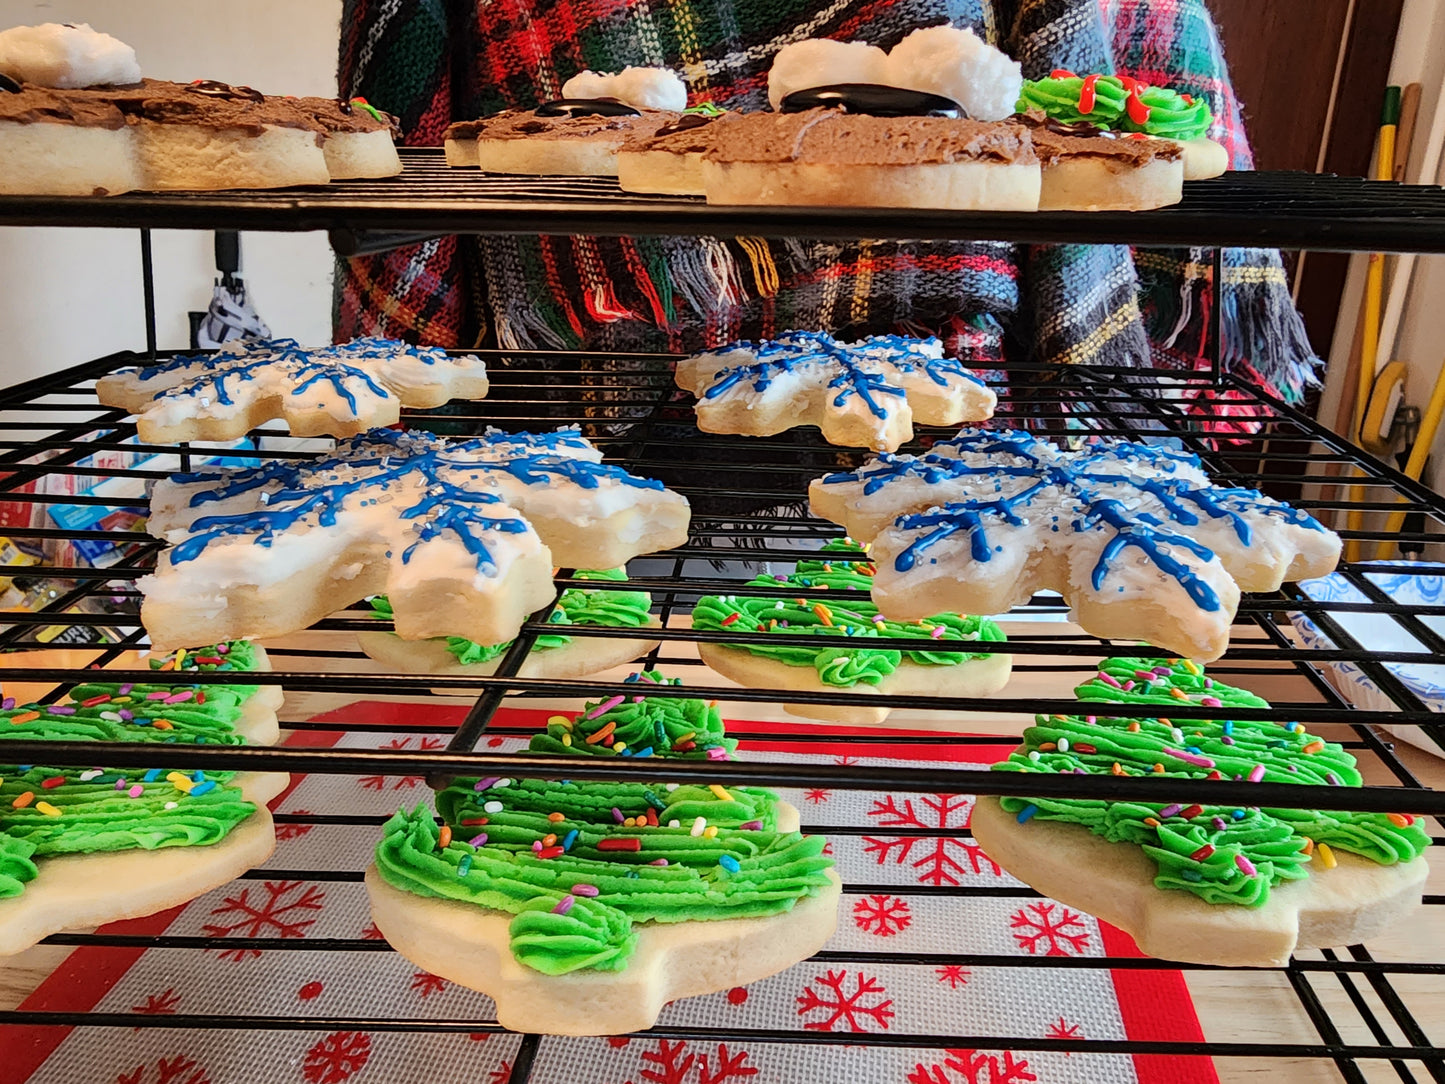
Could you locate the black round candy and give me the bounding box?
[0,72,20,93]
[779,83,965,118]
[534,98,640,118]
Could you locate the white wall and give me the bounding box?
[0,0,343,385]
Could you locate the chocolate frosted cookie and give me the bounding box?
[445,104,680,175]
[699,106,1041,210]
[1019,110,1184,210]
[0,24,402,194]
[616,111,732,195]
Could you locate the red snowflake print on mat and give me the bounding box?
[411,971,448,998]
[360,736,443,790]
[632,1039,757,1084]
[361,921,385,940]
[907,1049,1036,1084]
[302,1031,372,1083]
[489,1061,511,1084]
[1009,901,1090,956]
[202,880,325,961]
[863,795,1000,886]
[834,755,859,767]
[935,965,970,989]
[275,809,316,840]
[1047,1018,1083,1054]
[131,987,180,1015]
[803,788,831,804]
[796,970,895,1032]
[115,1055,210,1084]
[853,894,912,936]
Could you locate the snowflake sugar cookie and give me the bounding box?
[140,427,691,650]
[809,428,1340,660]
[675,330,996,452]
[96,337,491,443]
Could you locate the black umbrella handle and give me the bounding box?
[215,230,241,288]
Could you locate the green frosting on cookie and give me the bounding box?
[994,658,1429,908]
[0,639,268,898]
[369,569,652,666]
[1017,74,1213,140]
[373,675,835,975]
[692,539,1005,687]
[1121,85,1212,140]
[1018,74,1128,124]
[527,671,736,760]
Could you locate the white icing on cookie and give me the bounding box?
[95,337,489,441]
[140,428,691,646]
[766,39,889,110]
[675,330,995,452]
[0,23,140,88]
[561,67,687,111]
[809,429,1342,660]
[884,26,1022,122]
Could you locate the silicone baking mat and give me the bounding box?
[0,701,1216,1084]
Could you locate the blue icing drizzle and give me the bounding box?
[164,428,657,573]
[123,337,461,411]
[1077,498,1222,611]
[699,331,980,421]
[820,429,1324,616]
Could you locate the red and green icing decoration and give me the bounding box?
[1017,70,1212,141]
[995,657,1429,908]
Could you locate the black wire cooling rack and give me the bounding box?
[2,148,1445,252]
[0,348,1441,1081]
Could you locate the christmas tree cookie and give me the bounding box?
[971,657,1429,966]
[357,569,660,680]
[365,672,840,1034]
[0,640,288,953]
[1017,70,1229,179]
[692,539,1010,726]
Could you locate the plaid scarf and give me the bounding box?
[336,0,1317,414]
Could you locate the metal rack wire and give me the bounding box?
[4,165,1445,1080]
[1,149,1444,252]
[0,345,1441,1080]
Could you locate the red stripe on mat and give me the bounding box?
[1,702,1215,1084]
[0,727,342,1084]
[1101,922,1218,1084]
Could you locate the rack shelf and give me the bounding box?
[4,149,1445,252]
[1,355,1443,1078]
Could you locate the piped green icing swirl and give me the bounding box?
[1121,85,1212,140]
[0,640,266,898]
[692,539,1005,687]
[1,640,265,747]
[994,658,1429,908]
[1017,75,1213,140]
[528,671,736,760]
[1018,75,1128,124]
[373,675,835,974]
[369,568,652,666]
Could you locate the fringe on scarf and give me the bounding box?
[1135,247,1320,404]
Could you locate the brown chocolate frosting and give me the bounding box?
[701,108,1036,167]
[297,96,399,136]
[0,83,127,129]
[1027,125,1183,167]
[623,113,732,155]
[446,108,679,143]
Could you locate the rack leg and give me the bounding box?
[140,228,157,361]
[1210,246,1224,386]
